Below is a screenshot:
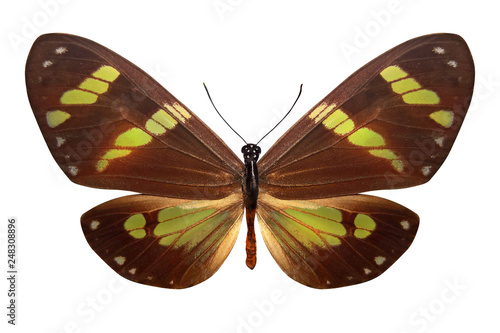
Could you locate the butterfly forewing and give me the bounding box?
[26,34,243,199]
[81,194,243,288]
[259,34,474,199]
[257,193,419,288]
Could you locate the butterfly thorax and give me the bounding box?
[241,144,261,206]
[241,143,261,269]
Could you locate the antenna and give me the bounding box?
[203,83,247,145]
[203,83,303,146]
[256,84,303,145]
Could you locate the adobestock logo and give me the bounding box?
[399,278,466,333]
[339,0,408,63]
[55,277,129,333]
[235,289,286,333]
[212,0,245,21]
[468,73,500,113]
[7,0,72,54]
[234,274,300,333]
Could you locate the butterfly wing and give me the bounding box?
[257,193,418,289]
[81,193,243,288]
[26,33,243,199]
[258,33,474,199]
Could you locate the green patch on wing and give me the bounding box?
[270,203,347,249]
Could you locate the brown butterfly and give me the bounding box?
[25,33,474,289]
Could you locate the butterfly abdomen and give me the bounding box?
[245,208,257,269]
[241,144,261,269]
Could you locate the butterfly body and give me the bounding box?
[26,33,474,289]
[241,143,261,269]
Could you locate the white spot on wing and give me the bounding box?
[90,220,100,230]
[433,46,445,54]
[68,166,79,176]
[55,46,67,54]
[434,136,445,147]
[364,268,372,275]
[447,60,458,68]
[169,280,174,285]
[374,256,386,265]
[42,60,53,68]
[400,220,410,230]
[129,268,137,275]
[147,276,153,280]
[421,166,432,176]
[114,256,126,265]
[56,136,65,147]
[326,280,331,285]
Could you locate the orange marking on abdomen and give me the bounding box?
[245,208,257,269]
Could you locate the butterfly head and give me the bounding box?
[241,144,261,162]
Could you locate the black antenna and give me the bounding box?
[256,84,303,145]
[203,83,247,145]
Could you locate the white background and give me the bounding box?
[1,0,499,332]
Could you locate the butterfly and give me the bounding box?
[26,33,474,289]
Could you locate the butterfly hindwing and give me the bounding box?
[257,193,419,289]
[258,33,474,199]
[26,33,243,200]
[81,194,243,288]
